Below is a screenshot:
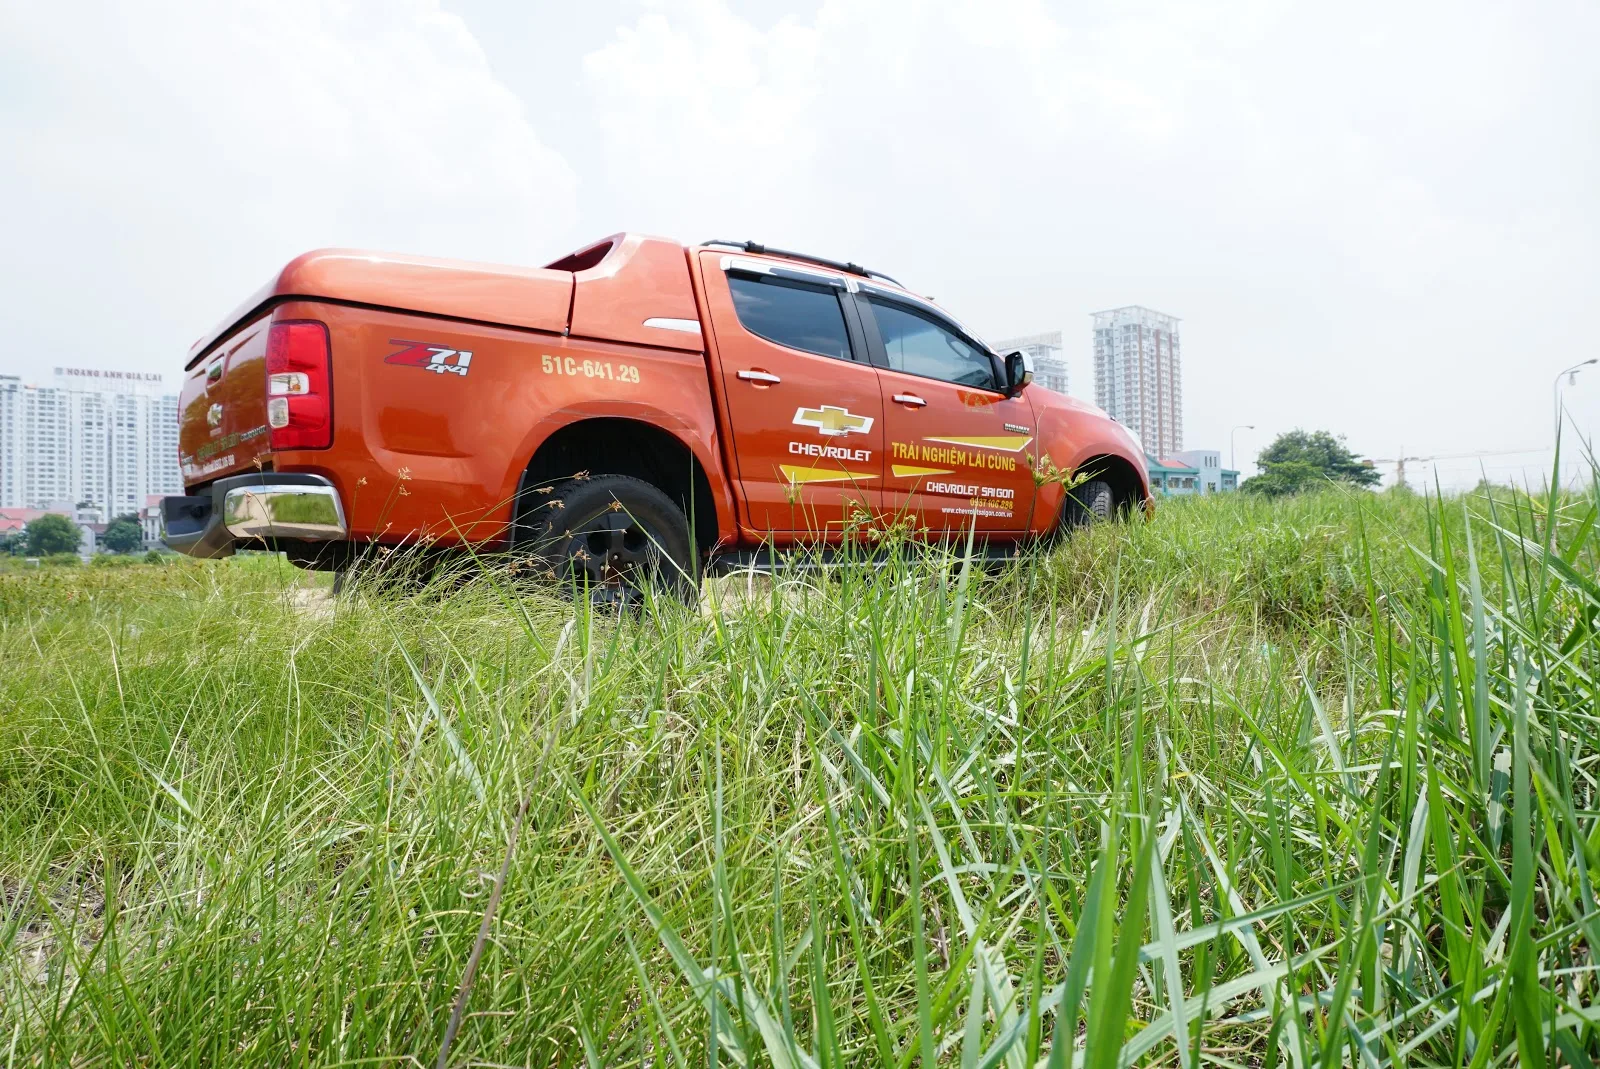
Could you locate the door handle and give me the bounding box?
[892,393,927,407]
[737,370,782,385]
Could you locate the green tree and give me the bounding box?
[101,518,145,554]
[1243,429,1380,497]
[25,513,82,556]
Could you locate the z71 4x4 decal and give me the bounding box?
[385,340,473,377]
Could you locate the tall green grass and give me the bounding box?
[1,472,1596,1066]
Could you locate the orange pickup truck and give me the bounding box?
[163,234,1149,593]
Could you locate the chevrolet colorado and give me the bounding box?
[163,234,1150,593]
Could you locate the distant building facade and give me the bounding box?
[1146,449,1238,495]
[1145,455,1199,495]
[992,331,1069,394]
[139,495,166,548]
[1093,306,1183,456]
[1174,449,1238,494]
[0,378,17,509]
[0,368,180,519]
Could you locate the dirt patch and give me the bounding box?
[287,586,336,621]
[4,871,105,990]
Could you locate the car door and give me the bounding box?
[855,290,1039,533]
[698,252,885,537]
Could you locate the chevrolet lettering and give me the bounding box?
[789,441,872,462]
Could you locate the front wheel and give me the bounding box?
[1063,478,1115,527]
[517,475,696,606]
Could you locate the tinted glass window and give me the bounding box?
[868,299,997,389]
[728,275,851,360]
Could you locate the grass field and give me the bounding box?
[2,475,1598,1066]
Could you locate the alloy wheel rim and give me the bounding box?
[560,508,660,593]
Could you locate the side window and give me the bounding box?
[728,274,852,360]
[867,298,998,389]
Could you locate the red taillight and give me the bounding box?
[265,320,331,450]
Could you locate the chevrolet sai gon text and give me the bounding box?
[163,235,1151,596]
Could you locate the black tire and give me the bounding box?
[517,475,696,605]
[1064,478,1116,527]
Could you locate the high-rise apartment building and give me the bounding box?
[992,331,1069,394]
[0,368,180,517]
[1092,306,1182,456]
[0,377,19,508]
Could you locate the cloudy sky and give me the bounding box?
[3,0,1595,485]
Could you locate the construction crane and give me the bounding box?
[1363,448,1541,488]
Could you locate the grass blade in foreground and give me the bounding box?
[0,470,1595,1064]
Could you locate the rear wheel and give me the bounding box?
[518,475,696,606]
[1064,478,1115,527]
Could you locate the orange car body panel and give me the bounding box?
[872,365,1041,534]
[189,248,574,366]
[263,300,737,549]
[179,312,275,482]
[177,233,1148,553]
[692,248,886,536]
[569,233,706,352]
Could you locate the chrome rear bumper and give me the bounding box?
[222,481,347,541]
[163,473,347,558]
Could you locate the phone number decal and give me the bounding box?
[541,355,641,383]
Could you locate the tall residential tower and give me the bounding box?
[1092,306,1182,456]
[991,331,1069,395]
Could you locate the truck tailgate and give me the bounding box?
[179,312,272,484]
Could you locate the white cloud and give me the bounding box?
[577,0,1508,286]
[575,0,1597,484]
[581,1,824,231]
[0,0,577,376]
[2,0,1593,488]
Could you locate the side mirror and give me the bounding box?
[1002,349,1034,395]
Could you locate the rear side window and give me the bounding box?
[728,275,851,360]
[868,298,998,389]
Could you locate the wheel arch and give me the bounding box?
[513,416,724,554]
[1070,452,1150,517]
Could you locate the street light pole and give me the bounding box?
[1230,424,1255,474]
[1555,359,1597,431]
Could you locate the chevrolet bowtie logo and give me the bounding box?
[793,404,873,437]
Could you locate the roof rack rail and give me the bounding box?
[701,239,904,288]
